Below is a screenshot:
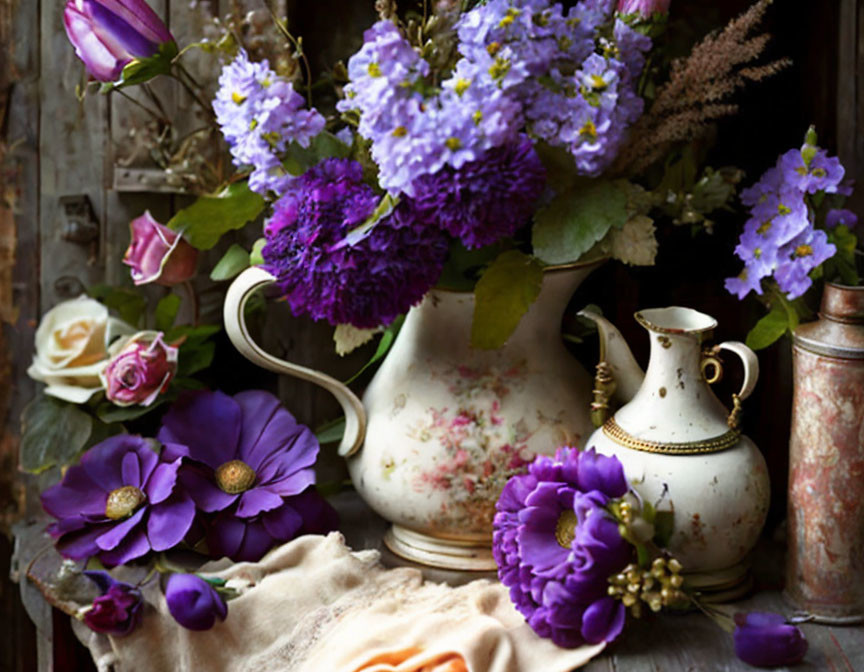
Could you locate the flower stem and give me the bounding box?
[115,89,168,124]
[171,65,217,124]
[182,280,200,327]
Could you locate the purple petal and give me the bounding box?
[84,0,160,61]
[83,570,117,594]
[87,0,174,45]
[734,616,808,667]
[98,528,151,567]
[289,489,339,534]
[235,488,284,518]
[95,509,146,551]
[518,506,569,574]
[144,457,181,504]
[179,466,237,512]
[256,466,315,497]
[261,502,303,541]
[80,436,152,493]
[147,492,196,551]
[165,574,226,631]
[40,465,107,518]
[55,522,112,561]
[235,521,275,562]
[577,448,628,498]
[121,451,141,488]
[63,4,126,81]
[206,514,246,560]
[497,473,538,514]
[581,597,627,644]
[157,391,242,470]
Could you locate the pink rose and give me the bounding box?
[101,331,178,407]
[123,212,198,286]
[618,0,670,16]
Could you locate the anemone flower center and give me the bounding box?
[105,486,147,520]
[555,509,578,549]
[215,460,256,494]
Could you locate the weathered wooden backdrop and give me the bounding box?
[0,0,858,669]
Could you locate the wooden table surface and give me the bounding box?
[12,490,864,671]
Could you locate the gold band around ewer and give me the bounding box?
[601,417,741,455]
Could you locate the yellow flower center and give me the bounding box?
[232,92,247,105]
[445,137,463,151]
[499,7,520,28]
[754,247,763,259]
[105,486,146,520]
[392,126,408,137]
[489,57,511,82]
[472,110,483,125]
[555,509,579,549]
[368,62,382,78]
[795,244,814,258]
[590,75,608,91]
[777,203,792,215]
[757,220,772,235]
[454,78,471,96]
[812,167,827,178]
[580,120,597,141]
[486,42,501,56]
[215,460,257,494]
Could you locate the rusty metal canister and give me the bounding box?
[786,283,864,623]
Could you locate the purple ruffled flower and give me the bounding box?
[165,574,227,631]
[41,435,195,567]
[733,612,808,668]
[261,158,449,328]
[410,137,545,249]
[157,390,337,562]
[214,49,326,197]
[826,208,858,229]
[493,447,632,648]
[727,135,846,300]
[81,570,143,636]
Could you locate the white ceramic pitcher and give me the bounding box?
[224,260,602,570]
[581,306,770,596]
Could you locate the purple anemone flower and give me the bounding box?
[82,570,143,636]
[733,612,808,667]
[41,435,195,567]
[493,447,633,648]
[157,390,338,562]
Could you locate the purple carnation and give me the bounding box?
[411,137,546,249]
[157,390,338,563]
[41,435,195,567]
[493,447,632,648]
[261,158,449,328]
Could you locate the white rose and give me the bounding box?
[27,296,135,403]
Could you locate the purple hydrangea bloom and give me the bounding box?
[733,612,808,668]
[493,447,632,648]
[214,49,325,197]
[261,158,449,328]
[727,140,845,300]
[82,570,143,636]
[41,435,195,567]
[157,390,337,563]
[826,208,858,229]
[165,574,227,631]
[410,136,546,249]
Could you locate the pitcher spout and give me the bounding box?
[578,309,644,409]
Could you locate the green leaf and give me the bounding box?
[155,294,181,332]
[96,399,167,424]
[111,41,178,89]
[210,244,251,281]
[165,324,220,347]
[250,238,266,266]
[168,181,265,251]
[471,250,544,349]
[745,302,789,350]
[343,193,398,246]
[178,342,216,376]
[437,240,506,292]
[20,396,93,474]
[826,225,860,286]
[345,315,404,384]
[532,181,628,265]
[315,417,346,445]
[653,510,675,548]
[88,285,147,327]
[283,131,351,176]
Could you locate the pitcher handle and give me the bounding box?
[223,266,367,458]
[703,340,759,430]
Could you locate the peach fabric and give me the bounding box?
[72,533,604,672]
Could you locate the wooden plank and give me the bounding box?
[838,0,864,214]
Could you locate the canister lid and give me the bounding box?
[793,284,864,359]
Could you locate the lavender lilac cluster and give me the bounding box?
[41,390,337,567]
[261,158,450,328]
[214,49,325,197]
[726,143,848,300]
[493,447,633,648]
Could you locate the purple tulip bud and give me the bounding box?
[81,570,143,636]
[123,211,198,286]
[618,0,671,17]
[826,208,858,229]
[63,0,175,82]
[165,574,228,631]
[101,331,179,407]
[733,612,808,668]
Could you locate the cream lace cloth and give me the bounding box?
[73,533,604,672]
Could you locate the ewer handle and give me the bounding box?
[703,341,759,430]
[223,266,367,457]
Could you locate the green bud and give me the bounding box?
[804,125,819,147]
